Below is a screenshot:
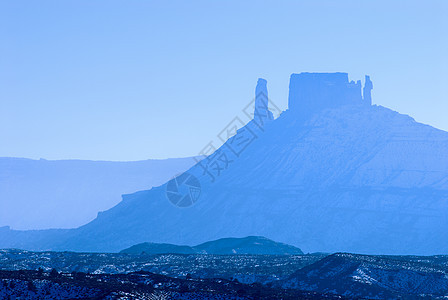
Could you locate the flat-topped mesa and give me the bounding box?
[288,72,372,120]
[253,78,274,126]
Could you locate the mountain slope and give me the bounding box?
[195,236,303,255]
[1,73,447,254]
[119,242,197,255]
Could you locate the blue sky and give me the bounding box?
[1,0,447,161]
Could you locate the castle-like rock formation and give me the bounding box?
[287,72,372,121]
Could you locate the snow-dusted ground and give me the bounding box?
[0,268,333,299]
[280,252,448,298]
[0,249,323,284]
[1,250,448,298]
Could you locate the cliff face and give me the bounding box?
[2,73,448,254]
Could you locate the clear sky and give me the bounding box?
[1,0,447,161]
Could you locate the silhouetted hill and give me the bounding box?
[194,236,303,255]
[119,236,303,255]
[120,242,197,255]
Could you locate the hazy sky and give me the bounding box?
[1,0,447,161]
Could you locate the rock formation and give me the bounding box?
[1,73,447,256]
[253,78,274,127]
[288,72,372,121]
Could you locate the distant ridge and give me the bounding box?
[120,236,304,255]
[0,157,196,229]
